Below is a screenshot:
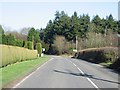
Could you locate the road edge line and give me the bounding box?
[12,58,54,88]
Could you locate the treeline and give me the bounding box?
[0,26,42,56]
[40,11,119,54]
[1,11,119,55]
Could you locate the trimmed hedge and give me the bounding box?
[35,43,42,57]
[1,44,38,67]
[74,47,118,64]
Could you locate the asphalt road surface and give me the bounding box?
[13,56,119,89]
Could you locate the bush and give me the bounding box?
[35,43,42,57]
[2,35,7,45]
[15,39,23,47]
[24,41,33,50]
[74,47,118,64]
[77,32,118,50]
[27,41,33,50]
[7,34,16,46]
[2,34,16,46]
[1,44,38,67]
[109,57,120,71]
[41,41,49,53]
[53,35,75,55]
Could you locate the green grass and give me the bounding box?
[100,62,112,67]
[1,55,50,88]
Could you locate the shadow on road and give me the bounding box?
[54,70,120,84]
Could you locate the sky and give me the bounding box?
[0,1,119,32]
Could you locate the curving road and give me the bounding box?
[13,56,119,89]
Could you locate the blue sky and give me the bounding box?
[0,2,118,31]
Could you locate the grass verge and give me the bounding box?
[60,54,73,58]
[99,62,112,67]
[1,55,50,88]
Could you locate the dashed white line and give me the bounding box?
[13,58,54,88]
[77,67,84,74]
[66,59,99,89]
[86,77,99,89]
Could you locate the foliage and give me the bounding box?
[24,41,33,50]
[27,27,40,48]
[77,31,118,50]
[4,34,16,46]
[35,43,42,56]
[74,47,118,64]
[1,28,26,47]
[1,44,38,67]
[5,30,27,41]
[54,35,75,55]
[0,11,118,55]
[40,41,49,53]
[0,25,4,44]
[40,11,118,54]
[27,41,33,50]
[15,39,24,47]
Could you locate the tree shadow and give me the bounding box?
[54,69,120,84]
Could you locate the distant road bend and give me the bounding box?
[13,56,119,89]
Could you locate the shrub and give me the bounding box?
[77,32,118,50]
[27,41,33,50]
[53,35,75,55]
[7,34,16,46]
[2,34,16,46]
[109,57,120,71]
[15,39,23,47]
[24,41,33,50]
[41,41,49,53]
[35,43,42,57]
[74,47,118,64]
[1,44,38,67]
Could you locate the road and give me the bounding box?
[13,56,119,89]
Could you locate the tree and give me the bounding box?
[36,43,42,57]
[92,15,101,33]
[27,27,40,48]
[43,20,55,44]
[118,20,120,34]
[41,11,118,53]
[0,25,4,44]
[55,11,61,21]
[27,28,36,41]
[78,14,90,39]
[24,41,33,50]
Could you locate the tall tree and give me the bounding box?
[92,15,101,33]
[27,27,40,48]
[0,25,4,44]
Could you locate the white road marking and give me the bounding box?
[86,77,99,89]
[13,58,54,88]
[73,63,77,67]
[66,59,99,89]
[77,67,84,74]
